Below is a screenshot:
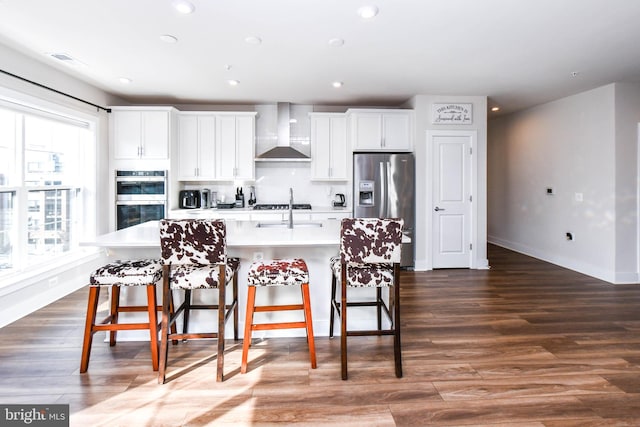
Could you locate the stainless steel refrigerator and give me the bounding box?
[353,152,415,267]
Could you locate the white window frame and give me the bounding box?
[0,85,98,288]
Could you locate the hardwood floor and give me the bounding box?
[1,245,640,426]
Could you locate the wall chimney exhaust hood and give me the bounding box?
[255,102,310,162]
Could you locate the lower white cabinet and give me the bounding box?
[310,211,351,221]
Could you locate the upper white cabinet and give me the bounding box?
[309,113,349,181]
[215,113,256,181]
[111,107,175,159]
[177,113,216,180]
[347,109,413,151]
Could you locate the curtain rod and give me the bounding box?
[0,68,111,113]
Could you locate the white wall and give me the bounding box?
[614,83,640,281]
[488,83,640,283]
[405,95,488,271]
[0,42,123,326]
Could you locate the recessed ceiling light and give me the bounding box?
[171,0,195,14]
[118,77,132,84]
[328,38,345,47]
[357,5,378,19]
[332,81,344,88]
[491,106,500,112]
[227,79,240,86]
[245,36,262,45]
[159,34,178,43]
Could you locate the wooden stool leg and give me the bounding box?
[80,286,100,373]
[301,283,317,369]
[393,266,402,378]
[146,284,159,371]
[109,285,120,346]
[329,274,337,337]
[376,287,382,330]
[216,268,227,382]
[158,274,171,384]
[182,289,191,340]
[341,266,348,380]
[241,286,256,374]
[233,274,239,341]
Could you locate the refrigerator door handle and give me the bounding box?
[379,161,386,218]
[386,161,392,218]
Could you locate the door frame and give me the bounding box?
[425,129,478,270]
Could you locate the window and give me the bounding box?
[0,101,95,278]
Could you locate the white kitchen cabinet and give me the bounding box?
[112,107,174,160]
[310,113,348,181]
[216,113,256,181]
[347,109,413,151]
[177,113,216,180]
[310,211,352,221]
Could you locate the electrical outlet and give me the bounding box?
[566,232,574,241]
[253,252,264,261]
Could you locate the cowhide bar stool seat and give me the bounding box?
[80,259,163,372]
[241,258,317,373]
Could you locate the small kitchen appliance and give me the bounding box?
[179,190,201,209]
[200,189,211,209]
[333,193,346,207]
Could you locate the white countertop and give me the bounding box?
[170,206,351,215]
[81,219,342,249]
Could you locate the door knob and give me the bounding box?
[434,206,445,211]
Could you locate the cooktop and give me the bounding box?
[252,203,312,210]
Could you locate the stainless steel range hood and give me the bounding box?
[255,102,310,162]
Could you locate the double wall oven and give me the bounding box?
[115,170,167,230]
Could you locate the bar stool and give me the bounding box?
[241,258,317,373]
[80,259,163,373]
[329,218,404,380]
[158,219,239,383]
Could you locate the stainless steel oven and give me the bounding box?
[116,170,167,230]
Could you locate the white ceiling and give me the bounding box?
[1,0,640,115]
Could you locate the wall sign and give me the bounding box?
[432,103,472,124]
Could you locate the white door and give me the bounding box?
[431,131,473,268]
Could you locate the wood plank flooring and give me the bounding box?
[1,245,640,426]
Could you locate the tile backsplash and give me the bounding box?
[184,162,350,208]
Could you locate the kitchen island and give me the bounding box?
[81,219,365,339]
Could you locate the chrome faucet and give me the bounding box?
[288,187,294,229]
